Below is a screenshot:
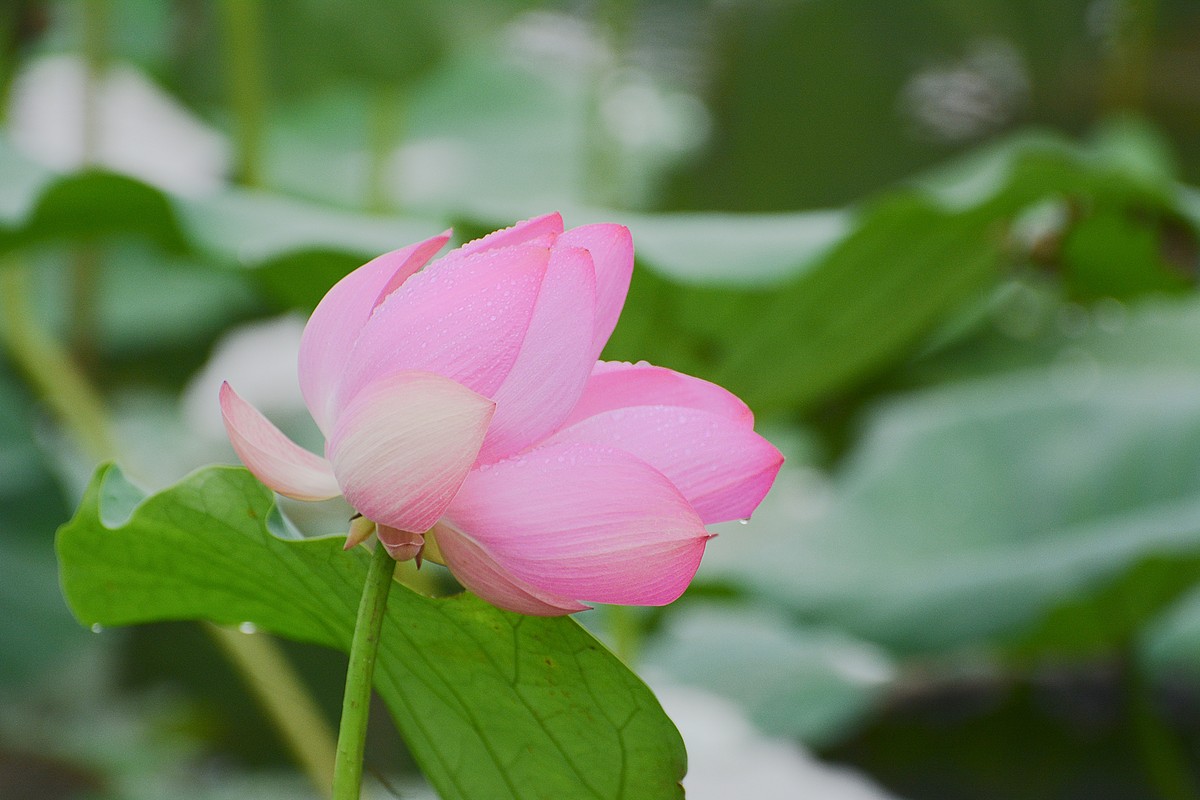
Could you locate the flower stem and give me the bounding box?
[1124,652,1200,800]
[1104,0,1157,112]
[219,0,267,188]
[208,622,338,795]
[333,543,396,799]
[366,83,403,214]
[81,0,109,163]
[73,0,110,371]
[606,604,642,665]
[0,263,115,461]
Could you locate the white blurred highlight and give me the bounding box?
[8,54,229,196]
[653,681,904,800]
[183,315,309,442]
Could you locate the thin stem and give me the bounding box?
[366,84,403,214]
[1103,0,1158,112]
[0,263,115,461]
[68,244,102,375]
[81,0,109,163]
[0,3,26,127]
[606,604,641,665]
[1124,653,1200,800]
[333,543,396,800]
[219,0,268,187]
[73,0,110,370]
[208,623,337,797]
[583,0,635,208]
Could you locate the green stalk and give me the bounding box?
[1104,0,1158,112]
[366,84,403,214]
[332,543,396,800]
[81,0,109,162]
[583,0,635,208]
[209,623,338,795]
[0,3,23,127]
[0,264,115,460]
[73,0,110,370]
[67,245,102,373]
[606,604,641,665]
[219,0,267,187]
[1124,653,1200,800]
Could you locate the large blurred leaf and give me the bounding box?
[708,301,1200,653]
[179,188,439,309]
[604,195,1008,416]
[1010,554,1200,660]
[0,139,437,263]
[643,604,895,746]
[609,126,1197,417]
[58,464,686,800]
[0,137,441,311]
[0,168,189,254]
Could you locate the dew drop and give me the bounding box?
[238,621,258,634]
[737,519,750,525]
[90,623,104,634]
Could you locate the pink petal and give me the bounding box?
[454,212,564,258]
[326,371,496,534]
[442,442,711,607]
[219,382,341,501]
[336,245,551,412]
[546,406,783,524]
[562,360,754,429]
[475,245,597,465]
[429,522,589,616]
[557,224,633,358]
[377,525,425,562]
[298,232,450,435]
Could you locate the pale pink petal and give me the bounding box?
[336,245,550,412]
[562,360,754,428]
[454,212,564,258]
[443,442,711,606]
[219,382,341,501]
[344,516,376,549]
[557,224,633,358]
[547,406,783,524]
[327,371,496,534]
[377,525,425,562]
[430,522,589,616]
[298,232,450,434]
[475,245,597,465]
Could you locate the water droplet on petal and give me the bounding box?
[737,519,750,525]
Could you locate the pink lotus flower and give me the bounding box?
[220,213,782,615]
